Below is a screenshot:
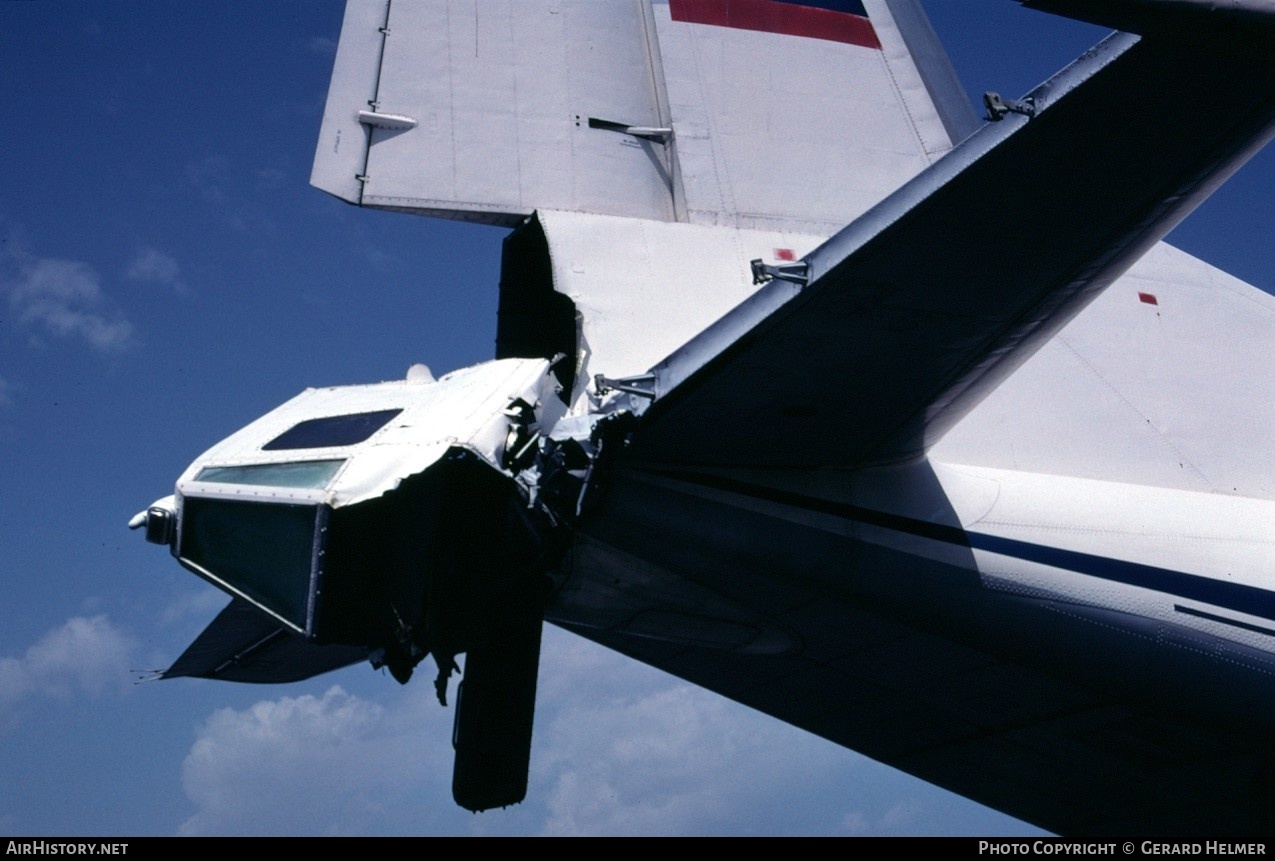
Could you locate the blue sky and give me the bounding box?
[1,2,1271,837]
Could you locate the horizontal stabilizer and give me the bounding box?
[312,0,974,232]
[161,598,367,684]
[630,25,1275,468]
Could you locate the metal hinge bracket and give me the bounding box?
[751,259,810,286]
[983,92,1036,121]
[594,373,657,399]
[587,117,673,144]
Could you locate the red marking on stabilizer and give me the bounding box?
[774,248,796,261]
[669,0,881,50]
[1138,292,1159,305]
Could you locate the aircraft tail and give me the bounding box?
[312,0,978,234]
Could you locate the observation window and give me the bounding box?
[262,409,402,451]
[195,459,345,489]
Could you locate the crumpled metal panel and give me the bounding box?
[535,209,826,409]
[179,358,556,508]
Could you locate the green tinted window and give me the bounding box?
[195,459,344,489]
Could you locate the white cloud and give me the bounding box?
[536,685,745,835]
[176,627,892,836]
[532,667,859,835]
[178,684,451,836]
[0,616,136,728]
[5,256,134,352]
[126,247,187,294]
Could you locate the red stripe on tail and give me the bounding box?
[670,0,881,50]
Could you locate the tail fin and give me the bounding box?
[312,0,977,233]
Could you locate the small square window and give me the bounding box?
[262,409,402,451]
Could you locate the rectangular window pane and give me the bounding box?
[195,460,345,489]
[262,409,402,450]
[180,498,321,632]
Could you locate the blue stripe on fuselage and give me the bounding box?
[653,469,1275,629]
